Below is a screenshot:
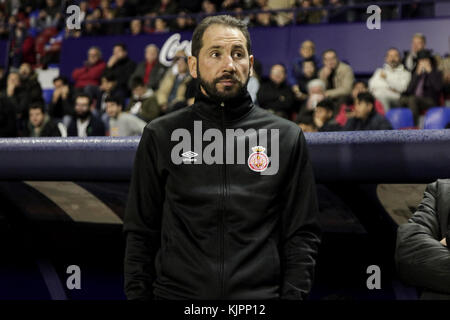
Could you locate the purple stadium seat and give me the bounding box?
[424,107,450,129]
[385,108,414,129]
[42,88,54,106]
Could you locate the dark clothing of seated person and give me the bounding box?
[343,92,392,131]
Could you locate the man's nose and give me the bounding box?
[222,55,236,72]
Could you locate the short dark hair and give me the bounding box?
[102,71,116,82]
[75,92,92,105]
[130,76,145,90]
[105,95,123,107]
[296,110,314,125]
[29,103,45,113]
[322,49,337,57]
[357,92,375,106]
[353,80,367,89]
[114,43,127,52]
[191,15,251,58]
[53,75,69,85]
[316,98,335,112]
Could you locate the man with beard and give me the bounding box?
[369,48,411,111]
[67,93,105,137]
[124,15,321,300]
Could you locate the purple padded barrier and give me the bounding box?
[0,130,450,183]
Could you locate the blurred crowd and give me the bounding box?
[0,1,448,138]
[1,0,436,68]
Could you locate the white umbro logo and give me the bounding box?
[181,151,198,163]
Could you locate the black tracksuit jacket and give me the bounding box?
[123,90,321,300]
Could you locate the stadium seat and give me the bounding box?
[385,108,414,129]
[42,88,54,106]
[423,107,450,129]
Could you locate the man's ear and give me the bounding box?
[188,56,198,79]
[249,55,254,76]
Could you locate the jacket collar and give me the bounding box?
[192,86,254,124]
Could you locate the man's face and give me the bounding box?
[188,24,254,102]
[75,97,90,118]
[385,49,400,68]
[300,41,314,59]
[53,79,64,89]
[352,82,367,99]
[270,64,286,85]
[411,36,425,53]
[88,48,100,64]
[8,73,20,86]
[145,46,158,63]
[314,106,332,123]
[323,51,338,70]
[131,19,141,34]
[101,78,115,92]
[106,102,121,118]
[19,63,31,79]
[133,85,146,97]
[303,61,315,78]
[354,99,372,119]
[113,46,126,59]
[29,108,44,127]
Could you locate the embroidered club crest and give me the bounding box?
[248,146,270,172]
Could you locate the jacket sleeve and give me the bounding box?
[395,181,450,294]
[123,127,165,300]
[280,130,321,300]
[325,64,354,99]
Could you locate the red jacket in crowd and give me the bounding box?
[71,60,106,88]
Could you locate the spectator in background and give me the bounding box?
[336,81,385,127]
[153,0,178,16]
[156,50,191,113]
[343,92,392,131]
[130,19,143,36]
[49,75,74,125]
[67,93,106,137]
[127,76,160,122]
[24,103,62,137]
[172,11,195,31]
[302,78,326,113]
[247,60,262,107]
[30,0,62,31]
[1,72,31,123]
[369,48,411,112]
[296,109,317,132]
[72,46,106,92]
[83,8,103,36]
[0,66,6,92]
[18,62,43,103]
[289,40,320,100]
[112,0,132,33]
[439,55,450,105]
[202,0,217,14]
[129,44,166,92]
[106,95,147,136]
[400,49,443,126]
[153,18,170,33]
[253,6,277,27]
[0,96,17,137]
[268,0,295,26]
[403,33,427,72]
[97,72,125,116]
[295,58,318,103]
[257,63,295,119]
[313,98,341,132]
[319,49,354,104]
[104,43,136,96]
[10,19,35,68]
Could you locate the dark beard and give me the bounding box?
[197,64,250,103]
[76,110,91,120]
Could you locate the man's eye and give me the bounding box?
[233,52,244,58]
[211,52,220,58]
